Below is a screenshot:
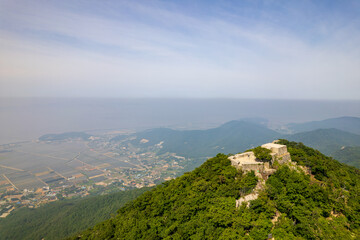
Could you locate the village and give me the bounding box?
[0,136,188,218]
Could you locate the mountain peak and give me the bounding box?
[71,140,360,240]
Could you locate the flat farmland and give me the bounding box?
[67,160,84,168]
[90,175,106,182]
[0,175,12,191]
[16,141,86,160]
[78,152,135,169]
[82,169,104,178]
[0,139,136,191]
[6,171,46,190]
[0,167,17,175]
[37,172,64,184]
[51,164,79,178]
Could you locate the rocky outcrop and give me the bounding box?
[236,192,259,208]
[236,173,264,208]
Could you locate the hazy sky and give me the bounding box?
[1,0,360,99]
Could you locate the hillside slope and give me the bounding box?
[331,146,360,168]
[286,128,360,154]
[0,188,150,240]
[72,141,360,239]
[286,128,360,168]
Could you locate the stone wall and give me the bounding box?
[241,163,264,173]
[276,152,291,164]
[229,141,291,174]
[228,151,256,164]
[261,143,288,155]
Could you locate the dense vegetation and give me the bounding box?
[287,128,360,154]
[0,188,150,240]
[71,154,260,239]
[250,146,272,162]
[269,140,360,239]
[331,146,360,168]
[71,140,360,239]
[286,128,360,168]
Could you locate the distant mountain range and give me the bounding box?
[116,117,360,168]
[127,120,281,158]
[41,116,360,168]
[286,128,360,155]
[287,116,360,134]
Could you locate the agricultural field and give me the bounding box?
[0,139,137,192]
[0,131,193,215]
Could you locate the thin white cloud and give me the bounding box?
[0,0,359,99]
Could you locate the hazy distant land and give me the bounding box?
[1,98,360,144]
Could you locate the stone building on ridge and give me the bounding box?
[228,141,291,174]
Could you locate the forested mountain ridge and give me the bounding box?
[0,188,150,240]
[331,146,360,168]
[112,120,360,168]
[286,128,360,154]
[118,120,280,158]
[71,141,360,239]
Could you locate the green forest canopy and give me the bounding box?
[0,188,150,240]
[71,140,360,240]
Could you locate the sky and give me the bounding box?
[0,0,360,99]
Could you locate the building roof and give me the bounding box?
[261,143,286,149]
